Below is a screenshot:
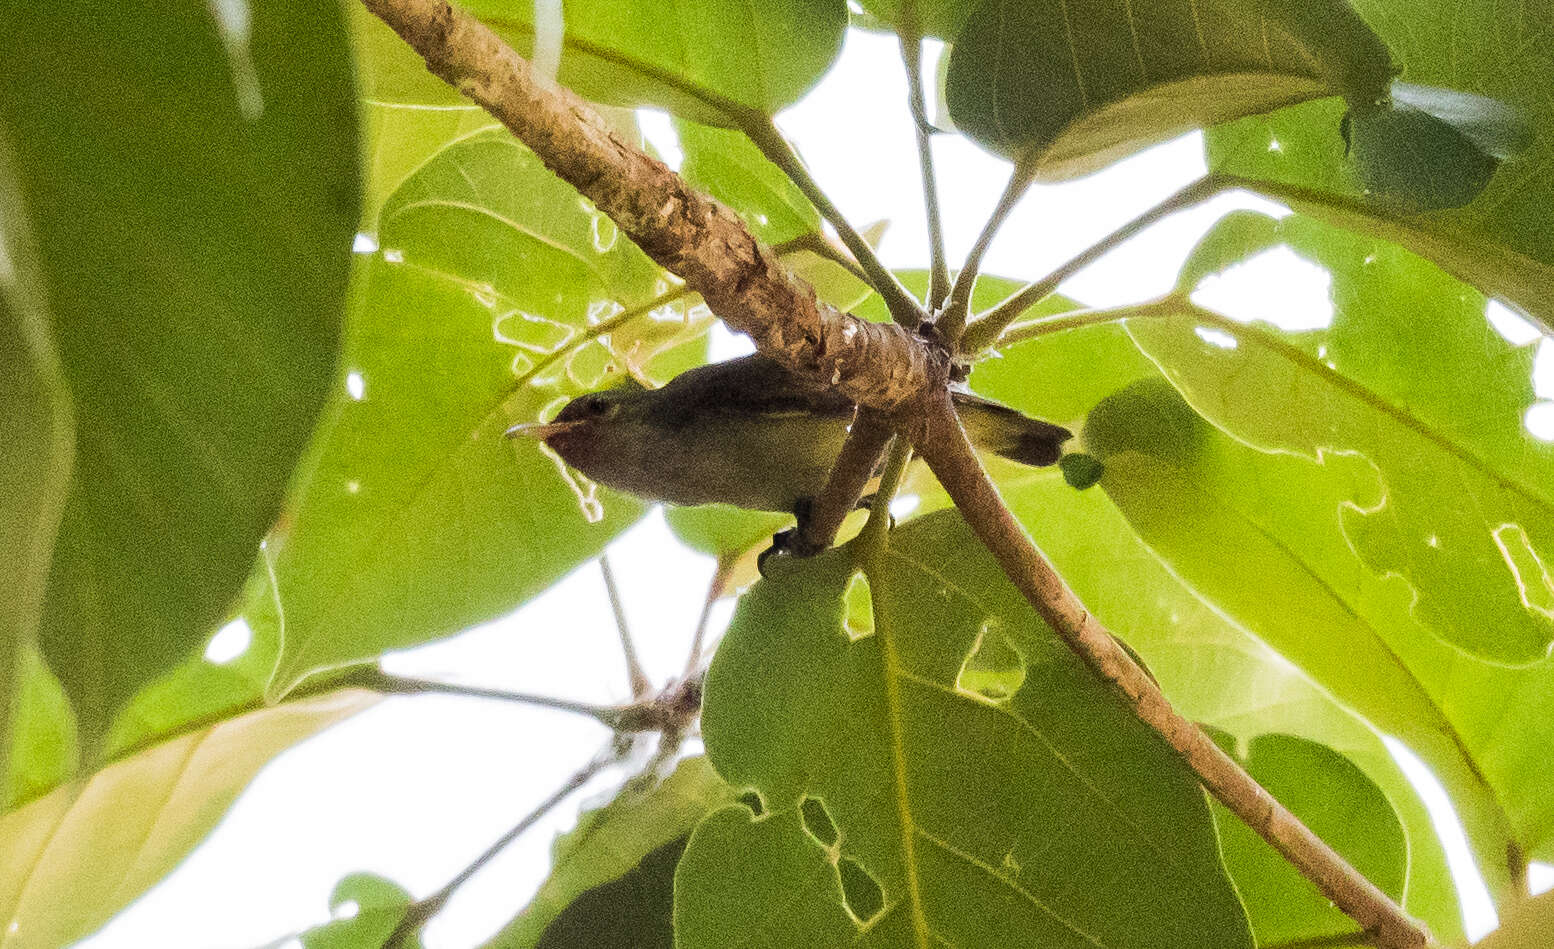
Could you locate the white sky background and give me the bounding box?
[83,26,1551,949]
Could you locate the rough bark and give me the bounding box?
[361,0,939,410]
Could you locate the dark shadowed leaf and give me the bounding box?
[533,837,683,949]
[0,0,361,748]
[682,512,1252,948]
[1211,733,1406,946]
[945,0,1391,178]
[486,756,731,948]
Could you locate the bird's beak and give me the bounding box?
[504,419,588,440]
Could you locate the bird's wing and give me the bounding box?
[645,355,856,429]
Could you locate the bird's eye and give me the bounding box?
[583,396,617,418]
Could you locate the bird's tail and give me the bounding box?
[952,392,1072,467]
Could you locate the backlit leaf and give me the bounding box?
[0,690,373,949]
[1210,733,1406,946]
[982,317,1463,939]
[264,128,689,697]
[1207,0,1554,331]
[1083,376,1554,897]
[301,873,418,949]
[683,512,1253,948]
[0,0,361,747]
[1147,212,1554,662]
[0,133,72,801]
[675,119,820,243]
[462,0,848,125]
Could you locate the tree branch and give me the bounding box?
[362,0,942,410]
[907,391,1433,949]
[960,174,1227,353]
[362,4,1429,943]
[346,668,632,728]
[741,115,928,330]
[938,162,1035,342]
[896,18,950,313]
[790,409,894,556]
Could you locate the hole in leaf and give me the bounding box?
[842,571,873,641]
[838,857,884,925]
[736,790,765,817]
[955,621,1026,704]
[204,617,251,665]
[800,796,838,848]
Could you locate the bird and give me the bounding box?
[506,354,1072,534]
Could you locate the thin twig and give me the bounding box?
[897,16,950,312]
[741,114,928,330]
[907,391,1432,949]
[683,560,732,680]
[938,162,1035,342]
[385,748,618,948]
[345,668,629,727]
[792,410,895,556]
[860,436,913,549]
[960,173,1228,353]
[773,230,869,283]
[599,554,651,697]
[993,295,1180,349]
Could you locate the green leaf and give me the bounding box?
[665,505,792,561]
[983,319,1463,939]
[0,690,373,949]
[462,0,849,125]
[1344,97,1502,212]
[0,0,361,747]
[1211,733,1406,946]
[103,564,284,762]
[265,128,689,697]
[533,838,683,948]
[1206,0,1554,331]
[675,119,820,243]
[683,512,1253,948]
[944,0,1392,179]
[995,456,1465,943]
[3,650,77,813]
[302,873,418,949]
[1154,212,1554,662]
[486,756,731,948]
[1082,376,1554,897]
[350,3,466,107]
[853,0,980,39]
[0,131,73,802]
[1478,887,1554,949]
